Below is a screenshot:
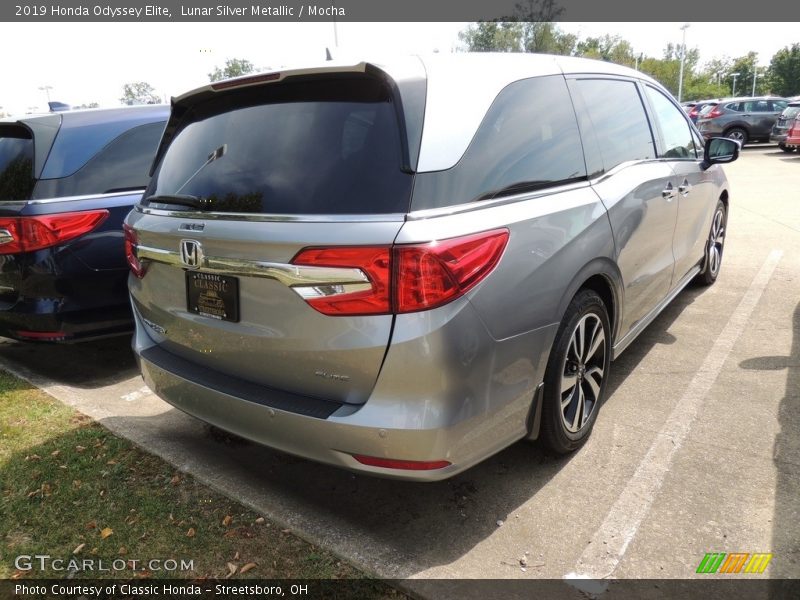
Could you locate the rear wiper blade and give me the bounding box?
[143,194,214,210]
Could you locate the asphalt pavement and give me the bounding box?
[2,145,798,597]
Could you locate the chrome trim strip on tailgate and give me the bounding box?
[134,205,406,223]
[135,244,370,289]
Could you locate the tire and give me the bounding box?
[539,290,611,454]
[696,200,727,286]
[724,127,748,146]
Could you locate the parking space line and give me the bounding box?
[565,248,783,583]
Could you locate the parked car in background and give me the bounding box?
[126,54,738,480]
[0,105,168,341]
[784,112,800,151]
[685,99,720,124]
[770,101,800,152]
[696,96,789,146]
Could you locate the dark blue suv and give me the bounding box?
[0,105,168,341]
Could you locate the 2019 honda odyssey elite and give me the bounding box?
[125,54,738,480]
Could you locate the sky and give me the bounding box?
[1,21,798,115]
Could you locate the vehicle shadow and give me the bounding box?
[0,335,138,388]
[86,284,708,578]
[97,407,573,578]
[0,279,713,578]
[739,301,799,582]
[604,282,705,399]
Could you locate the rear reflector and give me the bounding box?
[352,455,451,471]
[0,210,108,255]
[290,229,509,316]
[14,330,71,341]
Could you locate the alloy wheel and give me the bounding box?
[559,313,606,433]
[708,206,725,278]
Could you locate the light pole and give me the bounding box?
[38,85,53,103]
[677,24,690,102]
[752,67,762,96]
[730,72,740,96]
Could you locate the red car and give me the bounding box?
[785,114,800,150]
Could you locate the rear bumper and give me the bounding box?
[133,301,556,481]
[0,301,132,342]
[0,268,133,342]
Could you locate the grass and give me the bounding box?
[0,371,402,596]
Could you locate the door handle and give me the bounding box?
[678,179,692,196]
[662,183,676,201]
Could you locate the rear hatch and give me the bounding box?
[128,64,423,405]
[775,104,800,131]
[0,124,38,304]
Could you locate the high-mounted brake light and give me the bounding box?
[210,72,281,91]
[123,223,146,279]
[0,210,108,255]
[290,229,510,316]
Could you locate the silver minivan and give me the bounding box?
[125,54,738,480]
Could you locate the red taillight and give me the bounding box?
[290,229,509,316]
[352,454,451,471]
[291,246,391,315]
[707,106,723,119]
[789,116,800,136]
[123,223,145,278]
[0,210,108,255]
[395,229,509,313]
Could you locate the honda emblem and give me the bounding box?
[180,239,203,269]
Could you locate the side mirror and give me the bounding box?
[703,137,740,167]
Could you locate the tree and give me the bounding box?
[458,0,575,55]
[120,82,161,105]
[767,44,800,97]
[727,52,759,96]
[576,35,636,67]
[208,58,256,82]
[459,22,524,52]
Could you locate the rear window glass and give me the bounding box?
[782,106,800,119]
[0,127,35,201]
[145,78,413,215]
[699,104,717,116]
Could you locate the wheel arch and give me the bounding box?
[555,258,623,349]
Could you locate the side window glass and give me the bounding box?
[571,79,655,172]
[0,129,36,201]
[747,100,769,112]
[33,121,165,199]
[726,103,742,112]
[644,86,698,159]
[411,75,587,210]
